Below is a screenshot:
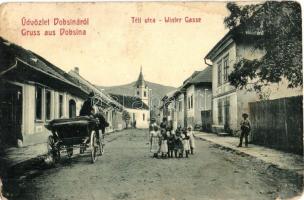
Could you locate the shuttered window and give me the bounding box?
[45,90,51,120]
[35,86,43,120]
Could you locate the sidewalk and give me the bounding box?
[1,132,50,168]
[0,133,50,198]
[194,131,304,176]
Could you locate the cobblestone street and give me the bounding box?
[15,129,302,200]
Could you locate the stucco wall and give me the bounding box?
[211,41,259,132]
[126,108,149,129]
[212,92,238,130]
[263,79,302,100]
[212,42,237,98]
[186,85,195,118]
[194,86,212,127]
[113,111,125,131]
[236,43,264,61]
[176,93,184,128]
[22,83,84,136]
[211,39,302,133]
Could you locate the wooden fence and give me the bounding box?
[249,96,303,155]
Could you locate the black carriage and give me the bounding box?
[45,116,104,164]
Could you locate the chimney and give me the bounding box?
[74,67,79,74]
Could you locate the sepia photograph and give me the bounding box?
[0,1,303,200]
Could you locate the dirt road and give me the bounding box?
[16,129,302,200]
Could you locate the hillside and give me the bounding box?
[97,81,176,107]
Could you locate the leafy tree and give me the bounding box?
[225,1,302,92]
[122,110,131,129]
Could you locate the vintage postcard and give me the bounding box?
[0,1,303,200]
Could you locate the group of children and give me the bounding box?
[149,122,196,159]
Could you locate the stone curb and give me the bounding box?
[195,135,304,178]
[2,154,48,199]
[2,129,128,197]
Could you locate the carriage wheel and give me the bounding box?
[80,145,85,154]
[98,139,104,156]
[90,131,98,163]
[98,133,104,156]
[47,135,60,163]
[67,146,73,158]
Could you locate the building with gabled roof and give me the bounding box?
[68,68,125,132]
[0,37,87,146]
[0,37,125,147]
[204,18,301,134]
[180,66,212,130]
[109,93,149,129]
[160,66,212,130]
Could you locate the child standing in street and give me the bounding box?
[175,126,184,158]
[159,129,168,158]
[188,126,196,154]
[182,128,191,158]
[167,127,174,158]
[150,124,160,158]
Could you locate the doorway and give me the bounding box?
[69,99,76,118]
[0,82,23,146]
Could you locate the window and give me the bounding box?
[224,97,230,126]
[217,60,222,85]
[69,99,76,118]
[35,86,43,120]
[218,100,223,125]
[137,91,139,95]
[144,91,146,97]
[45,90,51,120]
[223,55,229,82]
[59,94,63,118]
[178,100,182,111]
[143,113,145,121]
[191,95,193,109]
[188,97,190,109]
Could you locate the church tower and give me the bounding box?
[135,66,149,106]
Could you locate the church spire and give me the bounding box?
[136,65,146,87]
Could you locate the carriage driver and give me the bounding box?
[79,91,95,117]
[79,91,109,144]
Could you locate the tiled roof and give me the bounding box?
[0,37,79,88]
[182,66,212,89]
[183,71,200,85]
[109,93,149,110]
[68,70,123,109]
[188,66,212,84]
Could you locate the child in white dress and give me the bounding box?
[150,124,160,158]
[182,128,191,158]
[159,129,168,158]
[188,126,196,154]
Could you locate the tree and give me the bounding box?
[122,110,131,129]
[225,1,302,93]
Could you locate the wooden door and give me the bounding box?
[0,82,23,146]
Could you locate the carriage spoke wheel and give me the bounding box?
[90,131,98,163]
[98,137,104,156]
[99,141,104,156]
[47,135,60,163]
[67,146,73,158]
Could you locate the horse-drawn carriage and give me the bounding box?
[45,116,104,164]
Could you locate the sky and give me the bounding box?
[0,2,231,87]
